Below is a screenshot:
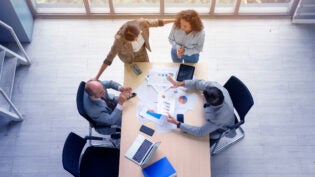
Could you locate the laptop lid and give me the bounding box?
[141,141,161,165]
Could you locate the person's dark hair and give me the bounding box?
[123,23,140,41]
[203,87,224,106]
[174,9,203,32]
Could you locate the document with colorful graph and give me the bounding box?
[157,89,176,116]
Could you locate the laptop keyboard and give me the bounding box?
[132,139,152,163]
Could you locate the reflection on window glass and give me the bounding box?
[215,0,237,14]
[239,0,292,14]
[31,0,294,15]
[89,0,110,13]
[113,0,160,13]
[35,0,85,13]
[242,0,290,3]
[165,0,211,14]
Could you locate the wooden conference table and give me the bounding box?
[119,62,210,177]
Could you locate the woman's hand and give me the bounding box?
[177,46,185,59]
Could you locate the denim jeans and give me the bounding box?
[171,48,199,63]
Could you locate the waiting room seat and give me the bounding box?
[211,75,254,156]
[76,81,120,146]
[62,132,120,177]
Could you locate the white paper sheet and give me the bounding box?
[146,66,177,87]
[133,66,199,133]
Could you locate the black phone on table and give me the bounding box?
[139,125,155,136]
[131,64,142,75]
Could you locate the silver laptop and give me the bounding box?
[125,134,161,166]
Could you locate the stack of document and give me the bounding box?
[135,66,196,132]
[139,108,167,126]
[146,66,177,93]
[157,91,176,116]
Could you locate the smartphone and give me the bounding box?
[131,64,142,75]
[177,114,184,123]
[139,125,154,136]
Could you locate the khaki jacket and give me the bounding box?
[103,19,165,65]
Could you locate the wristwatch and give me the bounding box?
[176,122,181,128]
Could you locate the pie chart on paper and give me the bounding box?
[178,95,188,104]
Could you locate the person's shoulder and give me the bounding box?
[192,30,205,36]
[137,18,151,27]
[115,34,122,40]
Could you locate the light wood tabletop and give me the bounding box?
[119,62,210,177]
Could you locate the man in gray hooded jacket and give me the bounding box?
[167,79,235,145]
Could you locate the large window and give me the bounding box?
[29,0,298,16]
[35,0,85,13]
[215,0,238,14]
[89,0,110,13]
[239,0,293,14]
[165,0,212,14]
[113,0,160,13]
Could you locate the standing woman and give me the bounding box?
[93,18,175,80]
[169,10,205,63]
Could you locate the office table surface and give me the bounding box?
[120,62,210,177]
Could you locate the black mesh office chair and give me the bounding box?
[211,76,254,155]
[76,81,120,146]
[62,132,120,177]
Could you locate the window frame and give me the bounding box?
[26,0,300,19]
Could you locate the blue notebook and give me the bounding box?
[142,157,176,177]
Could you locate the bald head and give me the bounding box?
[85,80,105,98]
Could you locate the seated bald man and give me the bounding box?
[83,80,132,128]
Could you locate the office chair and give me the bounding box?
[211,76,254,156]
[80,146,120,177]
[62,132,120,177]
[76,81,120,147]
[62,132,86,177]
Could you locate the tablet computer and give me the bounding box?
[176,64,195,81]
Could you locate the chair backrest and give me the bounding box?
[80,146,120,177]
[62,132,87,177]
[76,81,97,127]
[224,76,254,122]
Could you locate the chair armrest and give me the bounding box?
[94,126,121,136]
[84,136,106,141]
[110,131,121,139]
[228,120,244,129]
